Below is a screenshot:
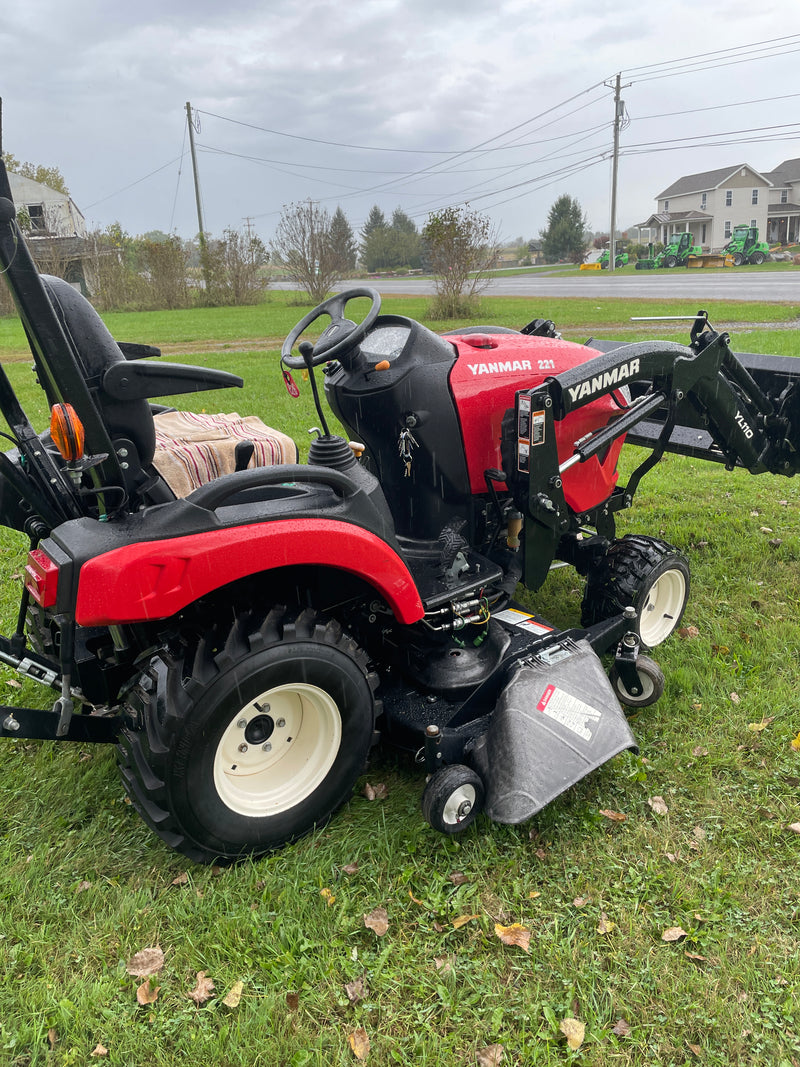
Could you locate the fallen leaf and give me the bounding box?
[730,691,741,705]
[47,1029,58,1050]
[691,702,703,712]
[188,971,215,1005]
[90,1045,108,1057]
[597,913,616,934]
[612,1018,630,1037]
[76,880,92,893]
[687,1042,702,1056]
[171,872,189,886]
[6,678,21,689]
[345,978,366,1003]
[286,992,299,1011]
[790,732,800,752]
[449,871,469,886]
[136,979,160,1006]
[348,1027,370,1060]
[494,922,531,952]
[662,926,687,942]
[679,626,700,639]
[364,907,389,936]
[748,718,774,733]
[648,796,669,815]
[559,1017,585,1050]
[408,890,427,906]
[452,913,481,930]
[320,887,336,906]
[599,808,627,822]
[222,980,244,1008]
[685,951,707,962]
[573,896,589,907]
[693,826,707,841]
[363,782,387,801]
[476,1044,504,1066]
[692,746,709,757]
[528,891,540,900]
[434,956,452,975]
[342,862,359,875]
[788,823,800,834]
[126,947,165,978]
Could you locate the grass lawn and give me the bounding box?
[0,294,798,1065]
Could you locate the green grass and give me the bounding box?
[0,295,799,1064]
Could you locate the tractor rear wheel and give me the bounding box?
[581,534,690,649]
[749,251,766,265]
[118,607,377,863]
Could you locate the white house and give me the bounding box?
[8,172,87,238]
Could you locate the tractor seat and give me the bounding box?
[41,276,296,500]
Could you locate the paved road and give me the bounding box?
[310,270,800,304]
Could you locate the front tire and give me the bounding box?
[422,765,485,835]
[664,255,678,268]
[118,608,378,863]
[582,534,690,648]
[749,251,766,265]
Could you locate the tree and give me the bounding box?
[329,206,357,273]
[421,204,499,319]
[137,234,191,310]
[201,227,269,307]
[540,195,589,264]
[271,200,340,303]
[3,153,70,195]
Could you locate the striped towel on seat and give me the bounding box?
[152,410,297,498]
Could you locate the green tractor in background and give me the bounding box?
[723,225,770,266]
[598,249,629,269]
[658,232,702,268]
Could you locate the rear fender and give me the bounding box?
[74,517,424,626]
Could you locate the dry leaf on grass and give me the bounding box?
[126,947,165,978]
[90,1045,109,1057]
[790,732,800,752]
[345,978,366,1003]
[222,980,244,1008]
[679,626,700,639]
[449,871,469,885]
[136,980,160,1006]
[286,992,300,1011]
[320,887,336,906]
[687,1042,702,1056]
[573,896,589,908]
[363,907,389,936]
[171,871,189,886]
[612,1018,630,1037]
[648,796,669,815]
[559,1017,585,1050]
[599,809,627,822]
[452,913,481,930]
[788,823,800,834]
[597,913,616,934]
[494,922,531,952]
[476,1044,504,1066]
[188,971,215,1005]
[47,1029,58,1050]
[342,862,359,875]
[685,950,707,962]
[76,880,92,893]
[692,746,709,757]
[662,926,687,942]
[363,782,388,801]
[348,1027,370,1061]
[748,717,774,733]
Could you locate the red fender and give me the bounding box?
[75,518,425,626]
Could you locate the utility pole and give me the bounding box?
[608,74,622,273]
[186,102,206,248]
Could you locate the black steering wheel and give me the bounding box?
[281,287,382,368]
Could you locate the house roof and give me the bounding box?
[767,201,800,215]
[763,158,800,188]
[635,210,713,228]
[657,164,772,199]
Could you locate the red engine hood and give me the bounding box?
[448,333,627,514]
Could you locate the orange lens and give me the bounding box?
[50,403,85,462]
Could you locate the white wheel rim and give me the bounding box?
[617,670,655,703]
[442,784,477,826]
[213,683,342,817]
[639,568,686,646]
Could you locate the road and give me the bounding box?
[315,269,800,304]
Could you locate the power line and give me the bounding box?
[84,154,186,210]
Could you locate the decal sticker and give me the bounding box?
[494,608,553,635]
[531,409,545,446]
[536,683,602,741]
[566,358,641,404]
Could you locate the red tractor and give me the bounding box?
[0,158,798,863]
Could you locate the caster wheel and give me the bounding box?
[422,764,485,835]
[609,655,665,708]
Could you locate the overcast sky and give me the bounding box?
[2,2,800,245]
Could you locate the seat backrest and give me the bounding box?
[41,276,156,465]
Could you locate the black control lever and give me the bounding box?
[299,341,331,437]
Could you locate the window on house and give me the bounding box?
[27,204,46,231]
[750,219,757,229]
[700,193,707,209]
[663,200,669,211]
[701,224,707,243]
[781,189,788,204]
[724,221,732,239]
[751,189,759,205]
[725,190,732,207]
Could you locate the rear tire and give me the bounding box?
[581,534,690,649]
[118,608,378,863]
[749,251,766,265]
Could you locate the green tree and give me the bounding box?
[421,204,498,319]
[329,206,357,273]
[3,153,70,195]
[202,227,269,307]
[540,195,589,264]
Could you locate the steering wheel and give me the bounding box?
[281,287,382,368]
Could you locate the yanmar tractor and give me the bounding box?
[0,159,798,864]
